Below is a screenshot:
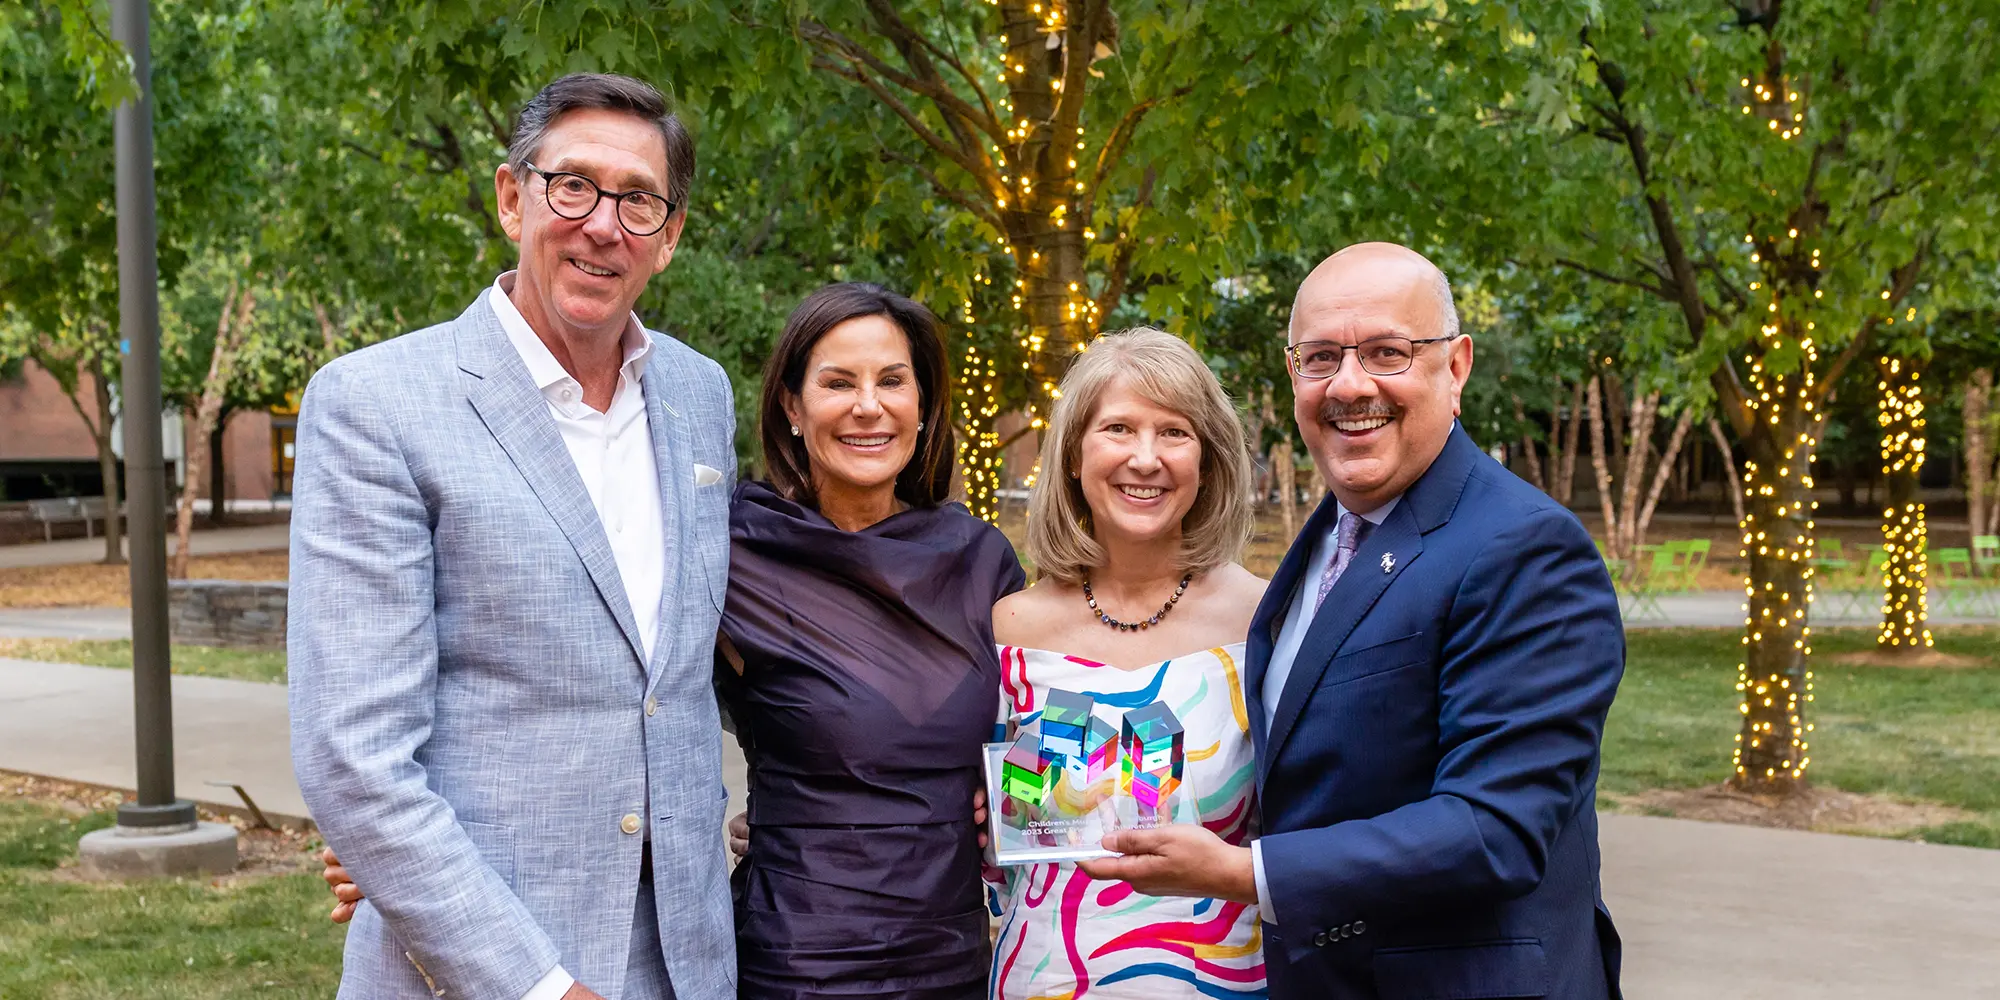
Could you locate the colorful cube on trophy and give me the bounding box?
[1039,689,1095,764]
[1083,716,1119,783]
[1001,732,1056,807]
[1119,702,1186,809]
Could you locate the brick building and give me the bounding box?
[0,359,277,504]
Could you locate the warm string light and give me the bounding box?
[964,0,1100,522]
[1876,355,1934,648]
[954,345,1006,522]
[1731,67,1816,788]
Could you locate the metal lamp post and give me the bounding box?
[80,0,237,878]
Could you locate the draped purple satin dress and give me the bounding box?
[719,481,1025,1000]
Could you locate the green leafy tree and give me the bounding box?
[338,0,1457,516]
[1383,0,2000,793]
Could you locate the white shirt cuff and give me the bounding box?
[520,965,574,1000]
[1252,840,1278,927]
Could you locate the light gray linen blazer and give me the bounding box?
[288,289,737,999]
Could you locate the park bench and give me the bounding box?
[26,496,107,543]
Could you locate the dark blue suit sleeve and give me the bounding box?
[1259,506,1623,949]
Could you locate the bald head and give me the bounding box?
[1284,242,1473,513]
[1290,242,1458,343]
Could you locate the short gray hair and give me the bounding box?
[507,73,695,216]
[1432,269,1461,339]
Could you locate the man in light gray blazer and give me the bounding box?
[290,74,735,1000]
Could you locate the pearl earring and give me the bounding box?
[790,425,801,436]
[917,421,925,431]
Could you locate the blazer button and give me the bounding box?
[1313,931,1328,947]
[645,697,658,717]
[620,813,642,835]
[1339,923,1352,939]
[1353,920,1367,935]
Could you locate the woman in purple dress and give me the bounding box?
[714,283,1022,999]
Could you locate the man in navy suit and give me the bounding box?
[1085,243,1624,999]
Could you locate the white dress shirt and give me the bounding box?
[1251,495,1400,927]
[492,272,666,1000]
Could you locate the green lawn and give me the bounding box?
[0,801,345,998]
[1608,627,2000,848]
[0,638,288,684]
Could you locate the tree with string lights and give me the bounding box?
[333,0,1436,518]
[1382,0,2000,793]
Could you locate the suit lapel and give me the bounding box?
[641,348,692,689]
[456,293,648,670]
[1260,497,1426,782]
[1246,493,1338,764]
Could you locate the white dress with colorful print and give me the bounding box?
[990,642,1267,999]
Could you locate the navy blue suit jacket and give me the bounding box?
[1247,426,1624,1000]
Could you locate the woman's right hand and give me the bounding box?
[321,847,364,923]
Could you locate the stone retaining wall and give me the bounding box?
[168,579,287,649]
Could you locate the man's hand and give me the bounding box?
[1077,825,1258,903]
[320,847,364,924]
[972,786,989,849]
[561,984,608,1000]
[727,812,749,859]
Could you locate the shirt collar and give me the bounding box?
[490,271,652,393]
[1335,494,1399,529]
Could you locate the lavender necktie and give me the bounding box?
[1312,511,1365,614]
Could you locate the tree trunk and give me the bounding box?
[1731,324,1818,793]
[1245,393,1272,510]
[1510,392,1545,491]
[1708,417,1747,527]
[172,284,251,579]
[1604,372,1629,488]
[88,354,125,566]
[1634,408,1694,551]
[1585,377,1621,558]
[1877,356,1932,651]
[1967,369,1994,538]
[208,407,231,527]
[1555,380,1585,506]
[1615,391,1659,555]
[1735,412,1816,789]
[1271,439,1297,542]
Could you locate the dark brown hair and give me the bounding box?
[760,283,954,509]
[508,73,695,218]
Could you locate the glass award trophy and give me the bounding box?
[982,689,1201,865]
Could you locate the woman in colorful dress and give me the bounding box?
[988,327,1269,999]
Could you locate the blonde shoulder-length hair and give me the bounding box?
[1025,327,1254,586]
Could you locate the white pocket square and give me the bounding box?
[693,463,724,487]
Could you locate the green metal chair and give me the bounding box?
[1810,538,1855,615]
[1931,548,1988,617]
[1974,535,2000,580]
[1673,539,1712,592]
[1621,546,1677,623]
[1825,547,1889,620]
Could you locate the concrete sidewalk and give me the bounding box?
[0,606,133,639]
[1601,813,2000,998]
[0,523,290,570]
[1623,589,1999,628]
[0,657,304,819]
